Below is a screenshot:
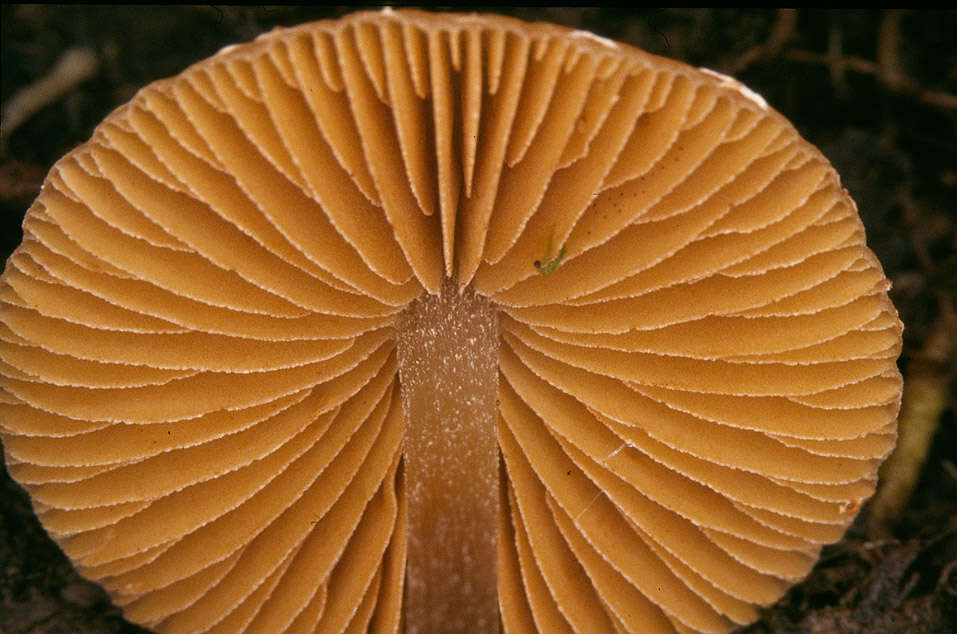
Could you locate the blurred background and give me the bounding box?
[2,7,955,633]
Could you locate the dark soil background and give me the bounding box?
[1,7,955,634]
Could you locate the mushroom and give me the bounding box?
[0,9,903,634]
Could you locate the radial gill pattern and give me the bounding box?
[0,9,902,634]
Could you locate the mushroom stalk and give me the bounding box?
[397,279,501,634]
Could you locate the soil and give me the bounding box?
[1,7,955,634]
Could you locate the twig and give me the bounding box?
[728,9,797,74]
[897,185,939,277]
[868,297,956,536]
[828,16,849,98]
[0,48,99,149]
[877,10,906,92]
[785,49,957,110]
[942,460,957,487]
[938,558,957,596]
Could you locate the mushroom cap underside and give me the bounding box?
[0,9,903,634]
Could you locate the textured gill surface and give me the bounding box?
[0,9,902,634]
[396,280,499,634]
